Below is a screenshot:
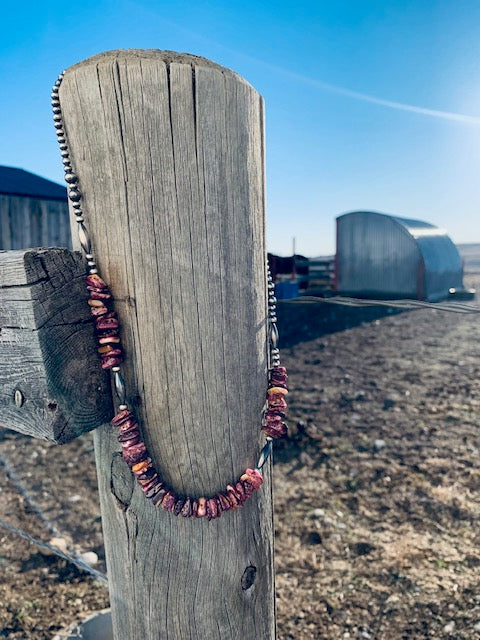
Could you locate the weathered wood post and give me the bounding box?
[58,50,274,638]
[0,248,113,442]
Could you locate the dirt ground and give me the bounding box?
[1,271,480,639]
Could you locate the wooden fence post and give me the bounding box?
[59,50,274,638]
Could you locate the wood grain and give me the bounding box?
[0,194,71,250]
[60,49,274,639]
[0,248,113,442]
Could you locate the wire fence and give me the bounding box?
[287,295,480,314]
[0,453,108,586]
[0,516,108,585]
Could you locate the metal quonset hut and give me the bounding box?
[335,211,464,302]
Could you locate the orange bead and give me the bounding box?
[98,345,114,354]
[267,386,288,396]
[132,460,149,474]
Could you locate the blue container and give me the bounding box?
[275,281,299,300]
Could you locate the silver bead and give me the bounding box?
[54,122,63,129]
[68,188,81,202]
[256,440,272,470]
[75,216,84,223]
[269,322,279,348]
[87,260,96,267]
[85,253,93,260]
[53,106,61,114]
[53,113,62,122]
[57,136,66,144]
[89,268,98,274]
[72,201,81,210]
[64,173,78,184]
[59,143,67,150]
[14,388,24,408]
[113,370,126,405]
[51,90,59,98]
[77,221,91,254]
[119,404,128,411]
[51,99,60,107]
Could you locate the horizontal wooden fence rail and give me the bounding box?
[0,248,112,442]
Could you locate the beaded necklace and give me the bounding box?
[52,71,288,520]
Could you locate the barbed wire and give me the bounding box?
[0,453,107,586]
[0,454,63,538]
[285,295,480,314]
[0,517,108,585]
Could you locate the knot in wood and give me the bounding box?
[241,565,257,590]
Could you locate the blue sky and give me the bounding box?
[1,0,479,255]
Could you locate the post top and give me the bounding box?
[65,48,251,88]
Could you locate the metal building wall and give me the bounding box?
[0,194,71,250]
[415,233,463,301]
[336,211,464,301]
[336,212,420,297]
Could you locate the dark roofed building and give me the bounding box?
[0,166,71,250]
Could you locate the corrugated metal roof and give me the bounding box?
[390,214,446,236]
[386,213,463,276]
[0,166,67,201]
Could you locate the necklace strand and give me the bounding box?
[52,71,288,519]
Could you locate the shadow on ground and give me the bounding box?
[277,299,405,347]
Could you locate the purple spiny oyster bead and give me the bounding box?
[152,487,168,506]
[122,442,147,465]
[180,498,193,517]
[119,435,140,448]
[111,409,133,427]
[117,428,141,442]
[161,491,176,511]
[139,476,159,492]
[145,482,165,499]
[136,467,157,482]
[217,493,231,511]
[173,498,185,516]
[206,498,219,520]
